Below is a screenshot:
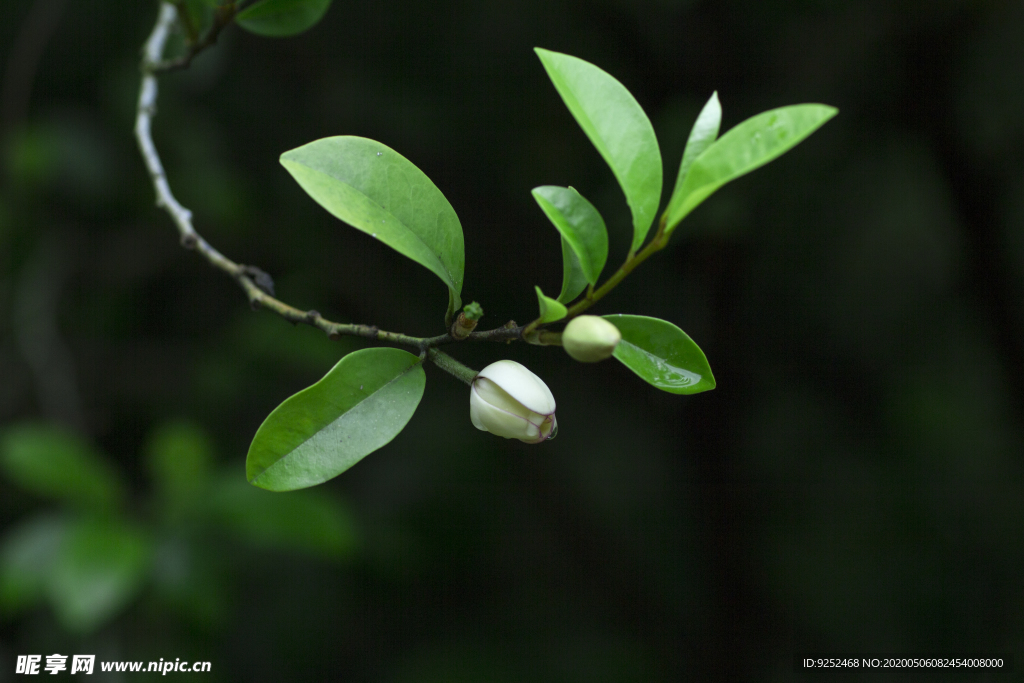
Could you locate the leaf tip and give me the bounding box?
[535,286,567,323]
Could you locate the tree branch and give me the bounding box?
[521,215,669,337]
[151,1,242,73]
[426,348,478,385]
[134,2,522,358]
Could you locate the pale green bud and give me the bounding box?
[470,360,557,443]
[562,315,621,363]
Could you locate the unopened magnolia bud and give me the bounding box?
[562,315,621,363]
[470,360,557,443]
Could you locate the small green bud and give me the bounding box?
[462,302,484,321]
[562,315,621,363]
[452,302,483,340]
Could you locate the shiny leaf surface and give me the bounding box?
[532,185,608,287]
[670,91,721,203]
[535,286,568,323]
[557,237,588,303]
[664,104,837,234]
[535,48,662,252]
[281,136,464,313]
[247,348,426,491]
[604,314,715,394]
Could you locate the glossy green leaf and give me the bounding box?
[0,514,67,615]
[535,286,568,323]
[281,136,464,313]
[535,48,662,253]
[235,0,332,37]
[532,185,608,287]
[47,518,152,633]
[603,314,715,394]
[0,423,123,512]
[210,473,357,559]
[671,91,721,200]
[557,236,588,303]
[663,104,838,234]
[247,347,426,491]
[445,289,458,328]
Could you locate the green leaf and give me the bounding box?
[0,514,67,616]
[663,103,838,234]
[47,518,152,633]
[446,289,458,329]
[557,237,588,303]
[532,185,608,288]
[534,286,568,323]
[281,136,464,313]
[235,0,332,37]
[671,91,721,200]
[247,347,426,491]
[535,48,662,253]
[0,423,124,513]
[210,473,357,559]
[603,314,715,394]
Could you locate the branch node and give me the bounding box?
[502,320,518,343]
[135,3,476,356]
[450,311,478,340]
[239,264,276,296]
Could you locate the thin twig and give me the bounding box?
[520,215,670,338]
[134,2,521,356]
[426,348,478,385]
[151,1,242,73]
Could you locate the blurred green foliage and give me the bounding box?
[1,0,1023,680]
[0,420,356,638]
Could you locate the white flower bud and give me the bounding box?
[562,315,621,363]
[470,360,557,443]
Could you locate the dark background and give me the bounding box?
[2,0,1023,680]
